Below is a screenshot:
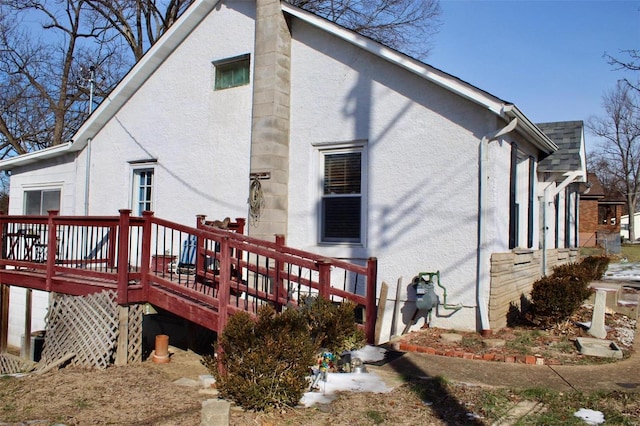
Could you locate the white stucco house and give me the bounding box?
[0,0,586,347]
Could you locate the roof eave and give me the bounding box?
[0,142,73,171]
[502,104,558,153]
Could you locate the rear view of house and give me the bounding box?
[0,0,586,348]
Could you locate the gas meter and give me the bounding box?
[413,272,438,312]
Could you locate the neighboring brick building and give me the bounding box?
[579,172,625,250]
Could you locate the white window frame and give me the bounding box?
[131,167,154,216]
[23,186,62,215]
[316,142,367,245]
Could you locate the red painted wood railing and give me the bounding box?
[0,210,378,343]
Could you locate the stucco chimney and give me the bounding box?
[249,0,292,241]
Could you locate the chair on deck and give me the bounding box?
[177,234,197,274]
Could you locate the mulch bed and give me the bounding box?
[397,304,637,365]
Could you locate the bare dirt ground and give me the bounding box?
[0,303,637,425]
[0,348,490,426]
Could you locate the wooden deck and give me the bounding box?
[0,210,377,347]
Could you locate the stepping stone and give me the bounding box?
[576,337,623,359]
[492,400,546,425]
[482,339,506,348]
[440,333,462,344]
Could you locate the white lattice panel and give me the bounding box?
[40,291,142,369]
[0,353,36,374]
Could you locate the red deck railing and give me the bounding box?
[0,210,378,343]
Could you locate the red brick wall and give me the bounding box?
[580,199,599,232]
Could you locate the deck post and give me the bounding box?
[45,210,59,292]
[114,305,129,366]
[365,257,378,344]
[317,259,331,299]
[117,210,131,305]
[274,235,285,311]
[0,285,8,353]
[0,213,7,352]
[140,211,154,299]
[217,236,231,334]
[195,216,206,276]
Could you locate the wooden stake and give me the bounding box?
[374,281,388,345]
[391,277,403,338]
[35,352,75,375]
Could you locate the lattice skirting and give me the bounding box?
[0,353,36,375]
[40,290,143,369]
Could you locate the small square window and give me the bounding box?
[214,54,250,90]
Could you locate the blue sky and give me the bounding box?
[428,0,640,152]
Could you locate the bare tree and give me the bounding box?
[605,49,640,93]
[1,0,441,159]
[0,0,189,158]
[588,82,640,241]
[84,0,194,61]
[288,0,442,59]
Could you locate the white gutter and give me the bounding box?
[502,104,557,153]
[477,118,518,335]
[0,142,72,170]
[540,170,584,274]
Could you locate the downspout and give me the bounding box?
[478,118,518,336]
[84,138,91,215]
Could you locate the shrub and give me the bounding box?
[579,255,610,281]
[529,273,593,326]
[202,306,317,411]
[298,295,366,355]
[202,297,366,411]
[550,262,592,283]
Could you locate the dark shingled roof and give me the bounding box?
[537,121,584,172]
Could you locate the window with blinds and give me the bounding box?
[321,150,362,243]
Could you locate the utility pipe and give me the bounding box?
[84,138,91,215]
[477,118,518,336]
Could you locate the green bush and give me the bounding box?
[203,306,317,411]
[202,297,366,411]
[299,296,366,354]
[529,270,593,326]
[579,255,610,281]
